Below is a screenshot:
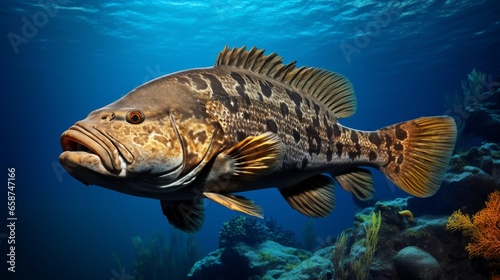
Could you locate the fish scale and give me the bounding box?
[59,46,457,232]
[196,66,381,172]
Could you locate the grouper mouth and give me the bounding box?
[60,123,130,175]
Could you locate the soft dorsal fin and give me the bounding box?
[216,46,357,118]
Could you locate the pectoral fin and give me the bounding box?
[204,192,264,218]
[280,174,335,218]
[160,199,205,233]
[222,131,284,181]
[334,167,374,201]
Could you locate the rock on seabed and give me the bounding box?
[395,246,441,280]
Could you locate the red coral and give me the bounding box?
[465,191,500,262]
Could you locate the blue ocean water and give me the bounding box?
[0,0,498,279]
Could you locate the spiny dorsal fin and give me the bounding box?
[216,46,357,118]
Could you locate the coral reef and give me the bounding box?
[447,191,500,275]
[332,211,381,280]
[337,200,489,279]
[445,69,500,141]
[463,85,500,143]
[219,216,269,248]
[219,215,301,249]
[265,216,303,249]
[408,142,500,217]
[278,253,333,280]
[191,194,490,279]
[190,216,331,279]
[190,129,500,279]
[132,230,203,280]
[187,241,317,280]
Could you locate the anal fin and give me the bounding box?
[334,167,374,201]
[279,174,335,218]
[204,192,264,218]
[160,199,205,233]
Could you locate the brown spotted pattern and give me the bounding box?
[166,66,407,181]
[59,47,456,234]
[61,64,412,197]
[60,70,226,192]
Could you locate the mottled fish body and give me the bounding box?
[59,46,457,232]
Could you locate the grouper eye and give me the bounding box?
[126,110,145,124]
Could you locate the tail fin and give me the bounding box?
[378,116,457,197]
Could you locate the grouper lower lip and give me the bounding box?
[60,125,120,173]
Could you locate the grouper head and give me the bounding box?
[59,73,222,198]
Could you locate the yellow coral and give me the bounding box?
[446,210,476,237]
[332,211,381,280]
[446,191,500,263]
